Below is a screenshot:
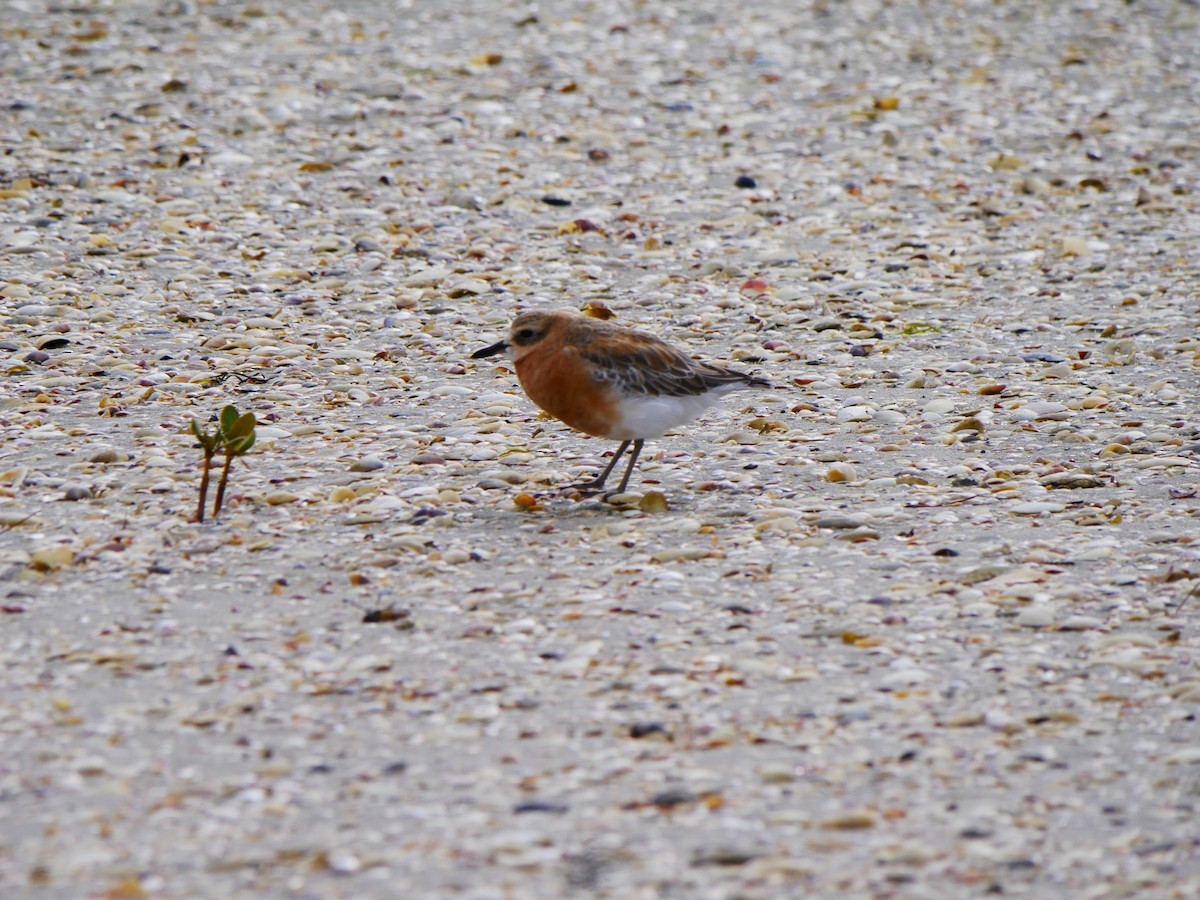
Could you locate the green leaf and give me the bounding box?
[230,432,256,455]
[220,405,239,434]
[192,419,220,450]
[225,412,257,442]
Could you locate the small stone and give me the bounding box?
[1016,401,1071,421]
[692,845,758,866]
[639,491,669,513]
[1061,235,1089,257]
[264,491,300,506]
[837,405,874,423]
[513,801,569,814]
[982,710,1021,735]
[412,454,447,465]
[605,492,641,506]
[734,175,757,189]
[349,457,385,473]
[951,417,985,433]
[1011,501,1066,515]
[326,850,361,875]
[944,711,986,727]
[1015,606,1057,628]
[923,398,957,416]
[813,513,868,529]
[75,757,109,777]
[30,546,75,571]
[758,764,799,784]
[1040,472,1103,489]
[0,511,38,528]
[825,463,857,483]
[819,812,876,830]
[251,426,291,446]
[629,722,671,740]
[650,787,696,808]
[444,277,489,297]
[1168,682,1200,703]
[401,266,453,287]
[445,189,481,210]
[1163,747,1200,766]
[1134,457,1193,469]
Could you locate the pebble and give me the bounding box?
[922,399,957,416]
[1011,501,1066,515]
[758,764,799,784]
[1134,457,1193,469]
[1039,472,1104,489]
[820,812,876,830]
[813,513,868,530]
[692,845,759,866]
[1015,606,1058,628]
[837,405,874,423]
[61,484,91,501]
[326,850,361,875]
[30,546,75,570]
[825,463,858,483]
[1015,401,1071,421]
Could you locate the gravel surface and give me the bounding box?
[2,1,1199,897]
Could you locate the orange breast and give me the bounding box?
[514,346,620,439]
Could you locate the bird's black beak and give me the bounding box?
[471,340,508,359]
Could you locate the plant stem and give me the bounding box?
[213,450,235,518]
[196,448,214,523]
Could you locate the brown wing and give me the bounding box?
[576,326,761,398]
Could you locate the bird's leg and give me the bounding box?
[564,440,631,493]
[611,439,645,495]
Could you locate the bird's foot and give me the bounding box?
[562,478,609,495]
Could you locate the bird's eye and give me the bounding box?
[515,327,539,344]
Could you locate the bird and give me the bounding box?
[471,309,771,495]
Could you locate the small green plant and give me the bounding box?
[213,405,257,518]
[191,419,221,523]
[191,404,257,523]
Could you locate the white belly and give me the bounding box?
[609,392,727,440]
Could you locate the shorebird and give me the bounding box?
[472,309,770,494]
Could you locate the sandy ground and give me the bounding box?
[1,1,1199,897]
